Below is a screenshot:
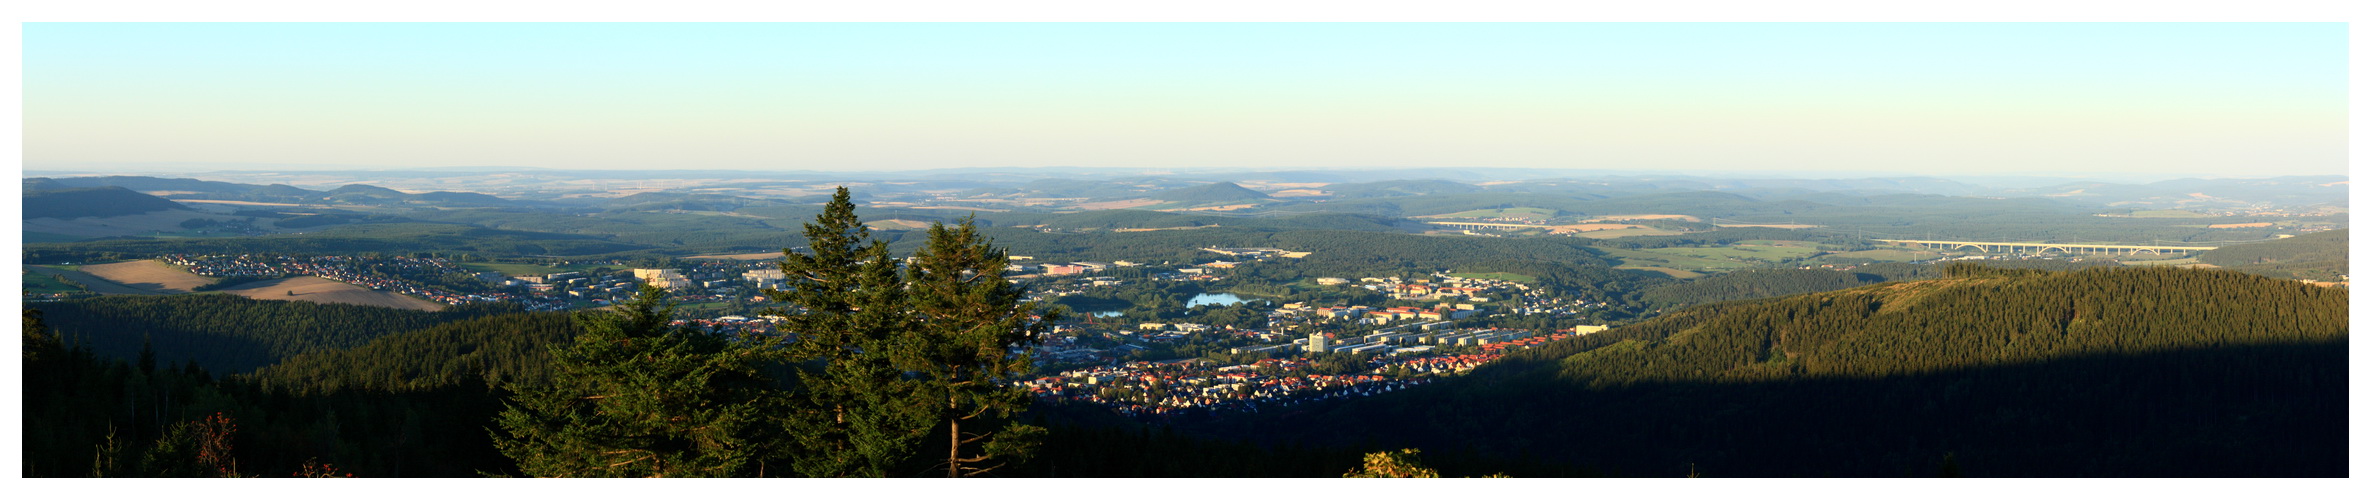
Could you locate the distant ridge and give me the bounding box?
[1152,182,1272,204]
[22,186,192,219]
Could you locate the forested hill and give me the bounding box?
[38,294,519,374]
[1152,182,1271,203]
[23,186,192,219]
[2197,229,2347,281]
[1235,265,2348,477]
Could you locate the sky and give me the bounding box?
[19,22,2352,177]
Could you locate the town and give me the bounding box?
[128,249,1619,420]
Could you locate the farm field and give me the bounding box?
[864,219,937,230]
[79,260,218,293]
[25,265,176,295]
[1567,227,1686,239]
[1584,214,1700,222]
[1598,243,1824,273]
[1614,265,1703,279]
[217,276,446,311]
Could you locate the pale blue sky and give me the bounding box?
[21,23,2349,176]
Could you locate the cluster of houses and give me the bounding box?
[1017,333,1580,419]
[161,253,568,309]
[1231,327,1560,356]
[1020,358,1430,418]
[1276,302,1481,324]
[1349,273,1529,301]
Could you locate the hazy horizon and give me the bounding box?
[25,23,2348,178]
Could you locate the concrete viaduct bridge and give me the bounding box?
[1876,239,2218,256]
[1424,221,1553,230]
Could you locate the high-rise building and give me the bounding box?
[1306,332,1329,354]
[631,268,693,289]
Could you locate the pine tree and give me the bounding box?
[492,285,786,477]
[901,217,1052,476]
[764,187,933,477]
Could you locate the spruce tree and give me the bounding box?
[492,285,786,477]
[764,187,934,477]
[900,217,1052,476]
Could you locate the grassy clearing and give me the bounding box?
[1821,249,1936,262]
[22,270,89,295]
[1600,248,1738,271]
[1448,272,1537,284]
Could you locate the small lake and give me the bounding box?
[1187,293,1248,308]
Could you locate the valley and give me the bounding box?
[18,169,2348,478]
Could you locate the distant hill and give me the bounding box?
[1151,182,1272,204]
[23,178,68,191]
[1241,265,2347,477]
[2198,229,2348,281]
[34,175,273,196]
[22,186,192,219]
[329,184,407,196]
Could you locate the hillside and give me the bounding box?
[22,186,192,219]
[2197,229,2347,281]
[34,294,516,374]
[1232,265,2347,477]
[247,312,582,395]
[1636,268,1885,307]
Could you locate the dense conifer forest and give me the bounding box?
[1185,265,2348,477]
[27,263,2342,477]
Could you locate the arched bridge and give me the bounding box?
[1876,239,2218,256]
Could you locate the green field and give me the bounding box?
[21,269,90,295]
[1447,272,1537,284]
[1601,244,1824,272]
[1818,249,1938,262]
